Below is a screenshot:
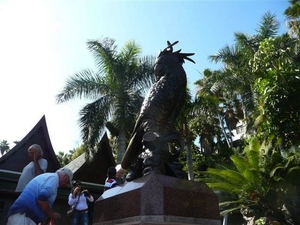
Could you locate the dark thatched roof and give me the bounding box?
[65,132,116,184]
[0,115,60,172]
[0,115,116,185]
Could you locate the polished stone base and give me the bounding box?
[93,174,221,225]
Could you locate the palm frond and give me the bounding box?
[56,69,109,103]
[245,150,260,170]
[204,168,246,187]
[220,206,243,216]
[234,32,257,54]
[256,11,279,39]
[285,0,300,19]
[205,182,242,194]
[79,96,111,149]
[230,155,250,174]
[87,37,117,75]
[209,45,238,65]
[120,40,141,64]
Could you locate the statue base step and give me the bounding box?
[93,173,221,225]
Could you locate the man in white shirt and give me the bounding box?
[15,144,48,192]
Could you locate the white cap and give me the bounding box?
[57,167,73,186]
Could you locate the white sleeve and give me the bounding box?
[39,158,48,172]
[87,195,94,202]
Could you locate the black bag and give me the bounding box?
[67,195,80,217]
[67,207,75,217]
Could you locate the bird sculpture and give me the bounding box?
[121,41,195,181]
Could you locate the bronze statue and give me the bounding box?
[121,41,195,181]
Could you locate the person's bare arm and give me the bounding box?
[37,200,60,221]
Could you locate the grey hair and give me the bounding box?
[115,164,124,172]
[28,144,43,156]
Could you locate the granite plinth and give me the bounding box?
[93,174,221,225]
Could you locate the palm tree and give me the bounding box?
[195,69,237,148]
[56,151,71,166]
[176,89,197,180]
[0,140,10,156]
[56,37,156,162]
[208,12,280,134]
[285,0,300,38]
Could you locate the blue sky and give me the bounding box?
[0,0,290,153]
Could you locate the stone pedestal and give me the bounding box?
[93,174,221,225]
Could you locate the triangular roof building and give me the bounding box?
[0,115,60,172]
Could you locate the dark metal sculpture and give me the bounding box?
[121,41,195,181]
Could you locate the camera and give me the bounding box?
[82,190,89,197]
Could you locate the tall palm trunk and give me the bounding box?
[186,138,194,180]
[184,121,194,180]
[117,128,127,163]
[217,111,232,148]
